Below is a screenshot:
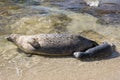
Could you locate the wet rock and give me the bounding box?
[39,0,88,12]
[0,0,13,3]
[0,2,73,35]
[0,4,55,35]
[0,4,22,16]
[40,0,65,2]
[97,14,120,24]
[95,0,120,14]
[86,1,99,7]
[85,0,120,25]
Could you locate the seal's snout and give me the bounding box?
[6,34,18,42]
[6,36,13,42]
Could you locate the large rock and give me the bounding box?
[96,0,120,14]
[97,14,120,24]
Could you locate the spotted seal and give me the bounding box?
[6,33,98,57]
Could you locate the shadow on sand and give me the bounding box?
[17,48,120,62]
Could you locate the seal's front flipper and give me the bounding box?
[30,41,40,49]
[28,38,41,49]
[26,53,33,57]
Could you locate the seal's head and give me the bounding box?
[6,34,19,42]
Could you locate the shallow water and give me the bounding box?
[0,0,120,80]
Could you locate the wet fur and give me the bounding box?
[7,34,98,56]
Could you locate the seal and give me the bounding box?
[6,33,98,56]
[73,42,114,59]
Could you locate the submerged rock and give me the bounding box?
[40,0,88,12]
[10,13,71,34]
[96,0,120,14]
[0,4,46,35]
[86,1,99,7]
[95,0,120,24]
[97,14,120,24]
[85,0,120,24]
[0,4,71,35]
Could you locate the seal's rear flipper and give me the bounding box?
[73,42,114,60]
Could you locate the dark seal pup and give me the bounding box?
[73,42,113,59]
[6,33,98,56]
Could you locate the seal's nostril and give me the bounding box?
[6,36,12,41]
[5,36,9,40]
[7,37,10,41]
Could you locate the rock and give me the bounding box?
[97,14,120,24]
[96,0,120,14]
[10,13,71,34]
